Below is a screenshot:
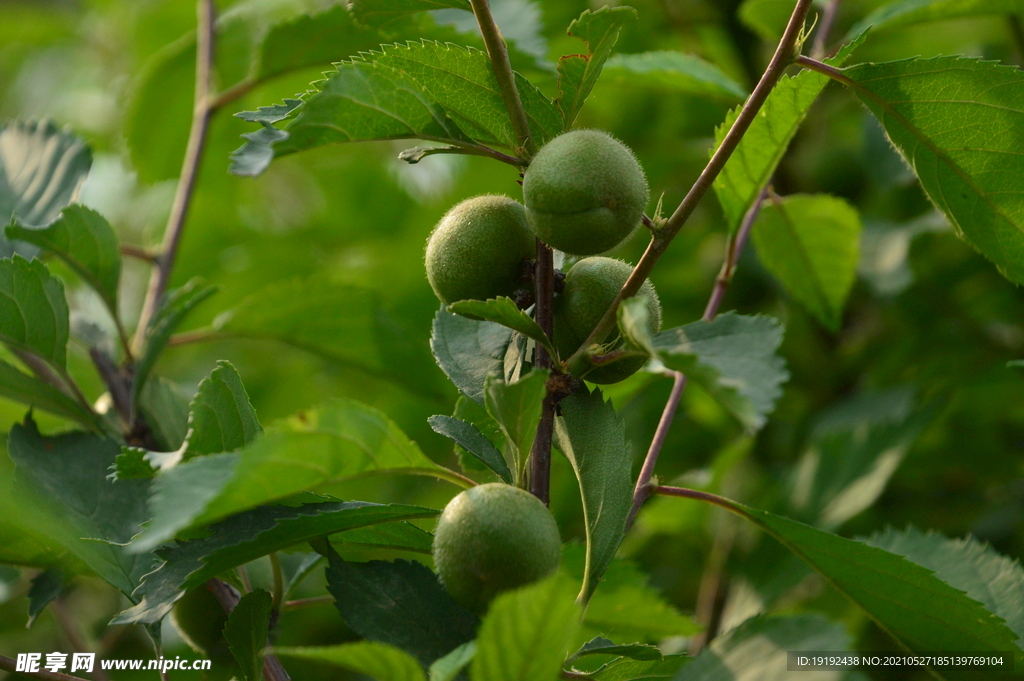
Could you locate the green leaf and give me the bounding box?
[553,387,633,602]
[570,637,662,662]
[601,52,747,101]
[484,370,548,475]
[137,374,191,452]
[867,526,1024,643]
[0,120,91,259]
[590,655,689,681]
[471,574,581,681]
[134,279,217,404]
[0,256,69,369]
[275,641,427,681]
[351,0,472,26]
[556,6,638,129]
[428,414,513,483]
[115,498,438,624]
[325,550,479,667]
[430,641,476,681]
[448,297,555,357]
[713,34,865,233]
[0,358,97,429]
[224,589,272,681]
[431,308,513,404]
[131,399,449,551]
[751,194,862,331]
[562,545,700,642]
[5,205,120,314]
[332,521,435,554]
[640,312,788,432]
[187,360,262,456]
[849,0,1024,39]
[8,416,158,598]
[27,567,63,628]
[676,613,853,680]
[841,56,1024,284]
[732,502,1022,658]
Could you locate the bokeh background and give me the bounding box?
[2,0,1024,678]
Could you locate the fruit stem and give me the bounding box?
[528,239,555,504]
[132,0,217,355]
[564,0,816,374]
[469,0,536,158]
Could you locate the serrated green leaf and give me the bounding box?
[131,399,449,552]
[554,387,632,602]
[351,0,472,26]
[115,499,438,624]
[751,194,861,331]
[570,637,662,662]
[867,527,1024,643]
[591,655,689,681]
[27,567,63,628]
[713,34,865,233]
[448,297,555,356]
[0,256,69,369]
[471,574,581,681]
[0,120,91,259]
[325,549,479,667]
[676,613,853,680]
[644,313,788,432]
[562,545,700,642]
[731,501,1023,659]
[134,279,217,405]
[275,641,427,681]
[187,360,262,456]
[849,0,1024,40]
[137,374,191,452]
[0,358,97,429]
[556,6,637,129]
[601,52,747,101]
[430,641,476,681]
[5,205,120,313]
[224,589,272,681]
[484,370,548,476]
[429,414,513,483]
[8,416,158,598]
[431,308,513,404]
[332,521,435,554]
[841,56,1024,284]
[451,394,506,473]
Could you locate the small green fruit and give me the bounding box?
[433,482,561,613]
[553,257,661,384]
[171,586,231,660]
[523,130,649,255]
[425,195,536,305]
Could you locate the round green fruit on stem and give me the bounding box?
[425,195,536,306]
[523,130,649,256]
[553,256,661,384]
[171,585,232,661]
[433,482,561,613]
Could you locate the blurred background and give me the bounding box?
[2,0,1024,678]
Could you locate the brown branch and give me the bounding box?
[119,244,158,263]
[206,579,291,681]
[0,655,90,681]
[132,0,217,354]
[468,0,536,158]
[528,239,555,503]
[565,0,816,376]
[703,188,768,321]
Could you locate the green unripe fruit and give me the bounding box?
[553,257,662,384]
[523,130,649,255]
[433,482,561,613]
[425,195,536,305]
[171,586,232,660]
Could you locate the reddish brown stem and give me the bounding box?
[529,240,555,504]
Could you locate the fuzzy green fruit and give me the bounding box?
[523,130,649,255]
[433,482,561,613]
[171,586,232,660]
[425,195,536,306]
[553,257,662,384]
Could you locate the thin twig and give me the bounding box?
[811,0,841,60]
[688,520,736,654]
[50,599,112,681]
[653,485,746,517]
[0,655,90,681]
[132,0,217,354]
[119,244,158,263]
[565,0,816,376]
[283,596,334,610]
[208,78,257,111]
[529,240,555,503]
[206,579,291,681]
[704,188,768,322]
[269,552,285,613]
[794,54,852,85]
[468,0,536,158]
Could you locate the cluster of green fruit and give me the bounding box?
[425,129,663,384]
